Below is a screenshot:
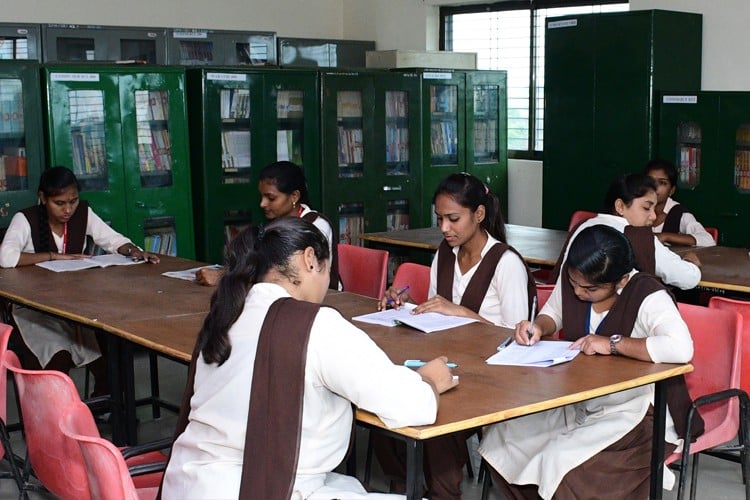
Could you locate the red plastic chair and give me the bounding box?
[536,283,555,310]
[338,244,389,299]
[392,262,431,304]
[705,227,719,243]
[568,210,597,232]
[2,350,168,498]
[59,401,159,500]
[664,303,750,500]
[0,323,23,492]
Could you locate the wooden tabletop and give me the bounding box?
[672,245,750,293]
[328,292,691,439]
[358,224,568,267]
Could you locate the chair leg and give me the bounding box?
[480,459,492,500]
[0,420,23,492]
[149,352,160,419]
[364,429,374,486]
[689,452,700,500]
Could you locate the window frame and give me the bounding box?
[440,0,627,160]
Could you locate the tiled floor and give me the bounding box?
[1,352,746,499]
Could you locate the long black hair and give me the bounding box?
[567,225,635,284]
[198,217,329,365]
[37,166,80,253]
[433,173,507,243]
[258,161,311,206]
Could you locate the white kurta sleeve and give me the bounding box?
[86,207,133,254]
[0,212,34,268]
[679,211,716,247]
[653,237,701,290]
[637,291,694,363]
[310,210,334,258]
[309,308,438,429]
[493,251,531,327]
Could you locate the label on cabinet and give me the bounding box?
[548,19,578,29]
[423,72,453,80]
[207,73,247,82]
[663,95,698,104]
[51,73,100,82]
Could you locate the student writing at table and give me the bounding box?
[551,173,701,290]
[161,217,457,499]
[196,160,340,289]
[479,224,703,500]
[376,172,536,500]
[0,166,159,395]
[645,158,716,247]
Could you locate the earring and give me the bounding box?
[310,265,314,270]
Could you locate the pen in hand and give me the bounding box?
[527,296,538,343]
[385,285,411,306]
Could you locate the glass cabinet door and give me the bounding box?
[219,87,252,184]
[0,77,28,192]
[472,85,499,164]
[68,89,108,191]
[429,84,458,166]
[735,124,750,191]
[134,89,173,188]
[276,89,303,165]
[676,121,701,188]
[336,90,364,178]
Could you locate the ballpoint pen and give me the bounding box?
[527,296,538,342]
[404,359,458,369]
[498,336,513,349]
[385,285,411,306]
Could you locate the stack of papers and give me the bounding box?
[161,264,223,281]
[352,303,478,333]
[486,340,580,367]
[36,254,145,272]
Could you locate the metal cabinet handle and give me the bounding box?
[383,185,403,192]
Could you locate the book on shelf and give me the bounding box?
[338,206,364,245]
[221,89,250,120]
[337,91,363,119]
[352,303,478,333]
[277,91,304,119]
[221,130,252,170]
[36,253,145,273]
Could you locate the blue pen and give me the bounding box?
[404,359,458,369]
[385,285,411,306]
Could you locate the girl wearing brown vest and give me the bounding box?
[0,166,158,394]
[645,159,716,247]
[376,173,535,500]
[163,217,456,499]
[196,161,340,289]
[479,225,698,500]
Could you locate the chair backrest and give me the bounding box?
[392,262,431,304]
[568,210,597,232]
[708,296,750,393]
[2,350,90,498]
[0,322,13,462]
[677,302,742,450]
[337,244,389,299]
[59,401,141,500]
[704,227,719,243]
[536,283,555,310]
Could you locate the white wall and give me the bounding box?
[343,0,440,51]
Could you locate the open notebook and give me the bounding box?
[352,303,478,333]
[36,254,145,272]
[486,340,580,367]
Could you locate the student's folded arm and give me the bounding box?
[309,308,438,428]
[638,292,694,364]
[654,239,701,290]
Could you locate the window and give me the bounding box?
[442,1,628,158]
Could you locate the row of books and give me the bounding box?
[220,89,251,120]
[276,90,304,119]
[221,130,252,170]
[138,132,172,173]
[0,149,28,191]
[144,229,178,256]
[474,119,498,156]
[385,91,409,118]
[337,91,362,119]
[0,83,24,134]
[135,90,170,122]
[337,126,363,167]
[677,146,701,186]
[473,87,499,116]
[734,150,750,190]
[386,210,409,232]
[430,121,458,156]
[276,129,303,165]
[385,125,409,163]
[178,40,215,63]
[430,86,457,114]
[71,125,107,176]
[338,213,365,246]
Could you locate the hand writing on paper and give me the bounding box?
[378,285,413,310]
[514,320,540,346]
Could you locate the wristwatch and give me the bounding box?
[610,334,623,355]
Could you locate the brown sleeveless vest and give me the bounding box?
[302,211,340,290]
[160,297,332,499]
[20,200,89,254]
[436,239,536,315]
[549,220,656,284]
[662,203,688,234]
[560,267,704,441]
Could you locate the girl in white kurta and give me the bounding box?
[0,167,157,389]
[378,173,533,500]
[162,217,458,499]
[645,159,716,247]
[479,225,694,500]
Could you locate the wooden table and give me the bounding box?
[358,224,568,267]
[0,261,691,499]
[673,245,750,294]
